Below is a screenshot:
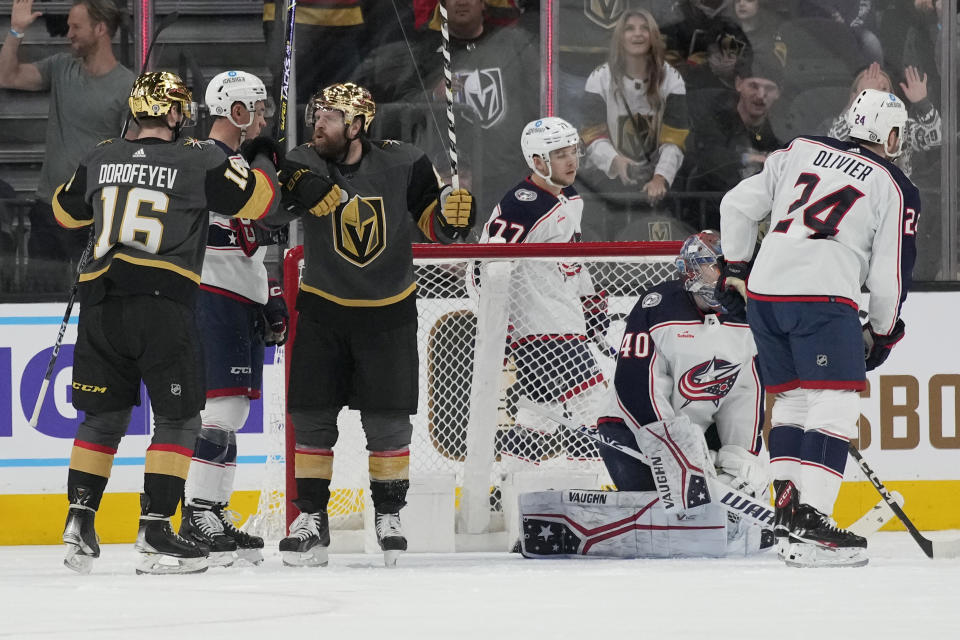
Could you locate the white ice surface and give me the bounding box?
[1,532,958,640]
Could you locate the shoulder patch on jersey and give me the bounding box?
[183,137,214,149]
[379,139,401,147]
[514,188,537,202]
[641,292,662,308]
[95,138,115,147]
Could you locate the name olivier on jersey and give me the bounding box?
[98,163,179,189]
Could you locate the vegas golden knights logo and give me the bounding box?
[617,112,654,162]
[334,195,386,266]
[584,0,626,29]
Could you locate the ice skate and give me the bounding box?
[216,504,265,565]
[179,501,238,567]
[375,511,407,567]
[135,515,208,575]
[63,505,100,575]
[279,511,330,567]
[784,504,868,568]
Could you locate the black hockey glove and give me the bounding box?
[436,185,476,240]
[716,261,750,318]
[863,319,905,372]
[262,279,289,346]
[240,135,285,170]
[278,161,342,218]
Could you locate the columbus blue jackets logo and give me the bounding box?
[584,0,627,29]
[677,358,741,407]
[334,195,386,267]
[455,68,505,129]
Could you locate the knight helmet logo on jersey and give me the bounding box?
[334,194,386,267]
[584,0,627,29]
[677,357,741,407]
[455,68,505,129]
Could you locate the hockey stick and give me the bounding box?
[29,231,94,427]
[437,1,459,190]
[515,398,775,529]
[848,445,960,559]
[273,0,297,148]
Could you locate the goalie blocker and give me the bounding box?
[518,489,772,558]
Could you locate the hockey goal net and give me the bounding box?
[253,241,680,542]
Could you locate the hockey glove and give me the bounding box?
[863,318,905,372]
[262,279,289,346]
[240,135,285,170]
[278,161,342,218]
[229,217,260,257]
[581,292,610,342]
[716,261,750,317]
[437,185,476,239]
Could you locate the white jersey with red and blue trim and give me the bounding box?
[612,280,763,453]
[475,177,595,337]
[720,136,919,336]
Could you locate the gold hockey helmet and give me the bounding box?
[304,82,375,132]
[128,71,194,122]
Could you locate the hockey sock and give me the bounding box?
[294,446,333,511]
[369,449,410,513]
[67,470,109,511]
[767,424,803,484]
[184,425,230,505]
[68,440,116,510]
[798,429,849,515]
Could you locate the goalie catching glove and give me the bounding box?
[278,161,342,218]
[863,318,905,372]
[261,279,289,346]
[436,185,475,239]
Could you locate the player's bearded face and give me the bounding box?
[311,108,350,159]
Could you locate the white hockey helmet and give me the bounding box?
[205,70,274,130]
[675,230,724,310]
[520,117,581,184]
[847,88,908,158]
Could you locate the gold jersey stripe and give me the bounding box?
[580,123,608,147]
[52,184,93,229]
[295,452,334,480]
[299,281,416,307]
[417,201,438,241]
[263,4,363,26]
[660,123,690,151]
[144,449,192,480]
[69,445,115,478]
[79,253,201,284]
[233,169,275,220]
[369,454,410,481]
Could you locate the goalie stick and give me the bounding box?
[515,399,775,529]
[848,445,960,559]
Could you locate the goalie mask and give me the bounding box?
[305,82,376,133]
[675,230,724,311]
[129,71,195,127]
[847,88,908,158]
[520,117,581,187]
[205,70,274,131]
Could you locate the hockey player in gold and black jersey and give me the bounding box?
[53,71,285,575]
[277,82,475,567]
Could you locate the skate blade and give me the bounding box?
[63,544,95,575]
[207,551,236,568]
[783,543,868,568]
[236,548,264,566]
[384,550,402,568]
[281,547,328,567]
[135,553,208,575]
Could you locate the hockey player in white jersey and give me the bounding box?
[475,117,608,466]
[178,70,286,565]
[719,89,920,567]
[518,230,772,559]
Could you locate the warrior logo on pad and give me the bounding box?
[678,358,741,407]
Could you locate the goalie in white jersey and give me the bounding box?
[719,89,920,568]
[474,117,608,466]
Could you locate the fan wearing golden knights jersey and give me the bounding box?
[719,89,920,568]
[277,83,475,568]
[549,230,771,558]
[178,70,288,567]
[53,71,280,575]
[474,117,609,467]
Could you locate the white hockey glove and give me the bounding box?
[634,415,713,513]
[715,445,769,499]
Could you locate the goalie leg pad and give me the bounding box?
[633,415,713,512]
[518,490,729,558]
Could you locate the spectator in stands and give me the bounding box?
[0,0,134,290]
[689,54,783,226]
[684,20,753,96]
[825,62,941,179]
[732,0,785,61]
[580,9,690,204]
[791,0,883,62]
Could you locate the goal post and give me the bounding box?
[258,241,681,546]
